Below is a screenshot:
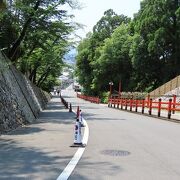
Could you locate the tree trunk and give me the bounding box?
[8,0,41,61]
[37,68,51,87]
[29,66,38,83]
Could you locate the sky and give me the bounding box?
[70,0,141,39]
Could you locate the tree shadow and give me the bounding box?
[0,97,77,179]
[68,157,122,180]
[0,139,72,180]
[71,110,127,121]
[5,127,45,136]
[33,98,76,125]
[38,110,75,124]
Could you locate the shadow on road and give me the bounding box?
[0,139,70,180]
[0,96,77,180]
[68,157,122,180]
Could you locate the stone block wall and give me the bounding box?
[0,51,51,134]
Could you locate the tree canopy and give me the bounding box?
[76,9,131,95]
[0,0,79,91]
[76,1,180,96]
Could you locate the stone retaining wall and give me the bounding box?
[0,51,51,133]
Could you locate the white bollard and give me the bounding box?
[79,110,85,127]
[74,119,82,145]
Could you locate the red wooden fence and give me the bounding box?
[77,93,100,104]
[108,96,180,119]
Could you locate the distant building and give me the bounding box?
[73,82,81,92]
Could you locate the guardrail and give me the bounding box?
[77,93,100,104]
[108,96,180,119]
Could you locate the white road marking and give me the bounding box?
[56,118,89,180]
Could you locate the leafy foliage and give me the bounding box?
[76,1,180,97]
[0,0,79,91]
[93,24,132,92]
[132,0,180,90]
[76,9,131,95]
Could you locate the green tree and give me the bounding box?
[131,0,180,91]
[93,9,130,45]
[93,24,132,93]
[0,0,79,91]
[76,9,131,95]
[75,34,93,94]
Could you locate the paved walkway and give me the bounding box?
[0,96,77,180]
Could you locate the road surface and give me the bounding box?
[1,85,180,180]
[63,86,180,180]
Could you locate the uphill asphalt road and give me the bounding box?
[0,96,77,180]
[62,88,180,180]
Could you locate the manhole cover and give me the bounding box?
[101,150,130,157]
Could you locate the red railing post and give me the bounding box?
[172,95,176,114]
[148,98,152,115]
[121,98,123,109]
[125,99,127,110]
[130,98,132,111]
[114,97,116,108]
[168,99,172,119]
[142,99,145,114]
[158,98,161,117]
[117,98,120,108]
[135,99,138,112]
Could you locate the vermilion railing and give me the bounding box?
[108,96,180,119]
[77,93,100,104]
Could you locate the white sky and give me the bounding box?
[70,0,141,39]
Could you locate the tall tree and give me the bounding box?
[93,23,132,93]
[76,9,131,95]
[0,0,79,91]
[132,0,180,91]
[93,9,130,45]
[75,34,93,94]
